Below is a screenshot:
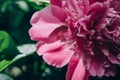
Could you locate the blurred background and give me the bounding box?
[0,0,120,80]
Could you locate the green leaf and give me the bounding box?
[0,73,13,80]
[29,0,50,4]
[15,1,29,12]
[0,31,19,60]
[26,0,49,10]
[17,44,36,54]
[0,60,12,72]
[0,44,36,72]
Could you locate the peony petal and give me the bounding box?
[66,55,79,80]
[71,58,86,80]
[51,5,67,22]
[89,0,106,4]
[94,17,109,32]
[108,54,120,65]
[37,40,74,67]
[110,0,120,12]
[89,59,105,77]
[50,0,62,7]
[66,55,86,80]
[29,6,65,41]
[104,65,116,77]
[88,2,107,15]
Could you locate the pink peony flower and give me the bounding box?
[29,0,120,80]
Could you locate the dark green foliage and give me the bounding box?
[0,31,19,60]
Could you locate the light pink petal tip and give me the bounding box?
[66,55,87,80]
[29,6,66,41]
[37,41,74,67]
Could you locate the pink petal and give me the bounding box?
[88,2,106,15]
[89,59,105,77]
[108,54,120,65]
[66,55,86,80]
[72,59,86,80]
[78,0,90,14]
[89,0,106,4]
[51,5,67,22]
[50,0,62,7]
[66,55,79,80]
[29,6,65,41]
[104,65,116,77]
[37,40,74,67]
[94,17,109,32]
[110,0,120,12]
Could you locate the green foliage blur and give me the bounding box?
[0,0,120,80]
